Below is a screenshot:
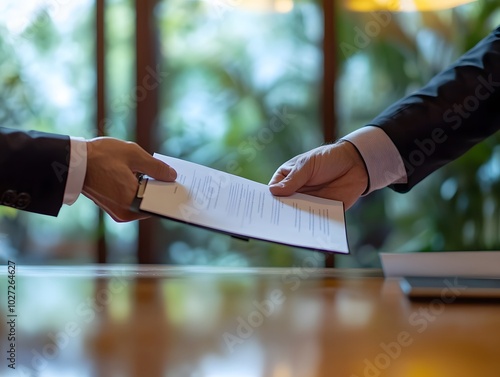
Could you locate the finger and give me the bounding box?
[99,193,150,222]
[83,172,149,222]
[83,187,141,223]
[135,153,177,181]
[268,169,288,186]
[269,164,312,197]
[102,201,147,222]
[268,153,303,184]
[112,211,150,223]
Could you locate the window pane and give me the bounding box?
[335,2,500,268]
[0,1,97,264]
[155,0,325,266]
[103,0,138,263]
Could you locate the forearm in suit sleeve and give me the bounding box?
[368,26,500,193]
[0,127,70,216]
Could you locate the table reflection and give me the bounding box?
[1,266,500,377]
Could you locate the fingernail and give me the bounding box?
[270,183,284,188]
[169,167,177,180]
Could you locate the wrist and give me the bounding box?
[63,137,88,205]
[340,140,369,194]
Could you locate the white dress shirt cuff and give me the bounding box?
[342,126,407,195]
[63,137,88,205]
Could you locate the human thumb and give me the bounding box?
[269,167,310,197]
[138,155,177,182]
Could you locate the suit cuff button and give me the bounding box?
[1,190,18,207]
[16,193,31,209]
[1,191,31,209]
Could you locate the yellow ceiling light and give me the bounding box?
[274,0,294,13]
[237,0,294,13]
[344,0,477,12]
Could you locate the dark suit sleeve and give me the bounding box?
[368,26,500,193]
[0,127,70,216]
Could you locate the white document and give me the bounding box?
[380,251,500,278]
[138,154,349,254]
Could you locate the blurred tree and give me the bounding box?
[154,0,326,266]
[336,0,500,268]
[0,1,97,264]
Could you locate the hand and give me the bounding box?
[82,137,177,222]
[268,141,368,210]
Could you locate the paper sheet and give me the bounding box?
[380,251,500,278]
[139,154,349,254]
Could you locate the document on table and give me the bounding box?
[137,154,349,254]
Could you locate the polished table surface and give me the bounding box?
[1,265,500,377]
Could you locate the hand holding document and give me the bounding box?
[137,154,349,254]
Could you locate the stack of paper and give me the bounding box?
[380,251,500,278]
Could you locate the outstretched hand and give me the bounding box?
[268,141,368,210]
[82,137,177,222]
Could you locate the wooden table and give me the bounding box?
[1,265,500,377]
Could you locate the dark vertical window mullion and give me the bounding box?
[136,0,160,263]
[96,0,107,263]
[323,0,336,267]
[322,0,336,143]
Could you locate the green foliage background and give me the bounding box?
[335,0,500,268]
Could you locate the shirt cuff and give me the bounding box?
[341,126,407,195]
[63,137,88,205]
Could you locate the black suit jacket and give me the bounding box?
[0,127,70,216]
[369,26,500,192]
